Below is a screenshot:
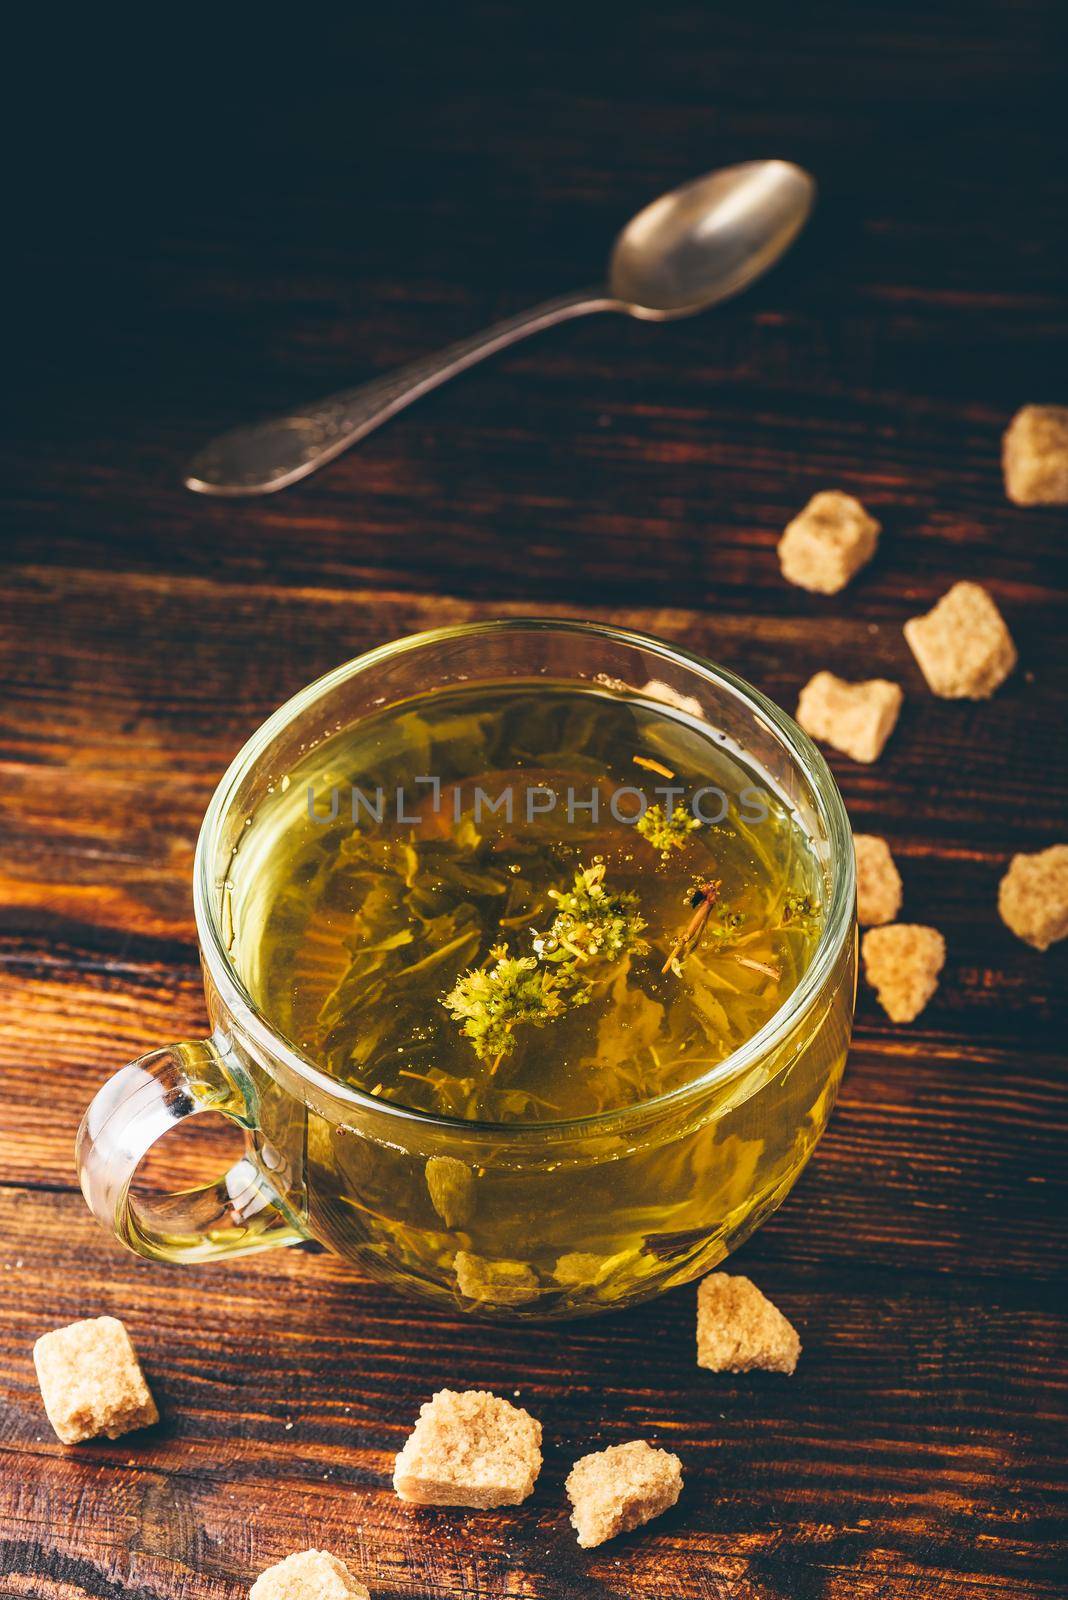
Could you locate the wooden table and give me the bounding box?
[3,6,1066,1596]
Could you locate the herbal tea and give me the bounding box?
[239,682,822,1122]
[223,675,851,1315]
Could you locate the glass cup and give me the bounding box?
[76,621,856,1319]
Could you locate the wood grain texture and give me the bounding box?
[3,4,1066,1597]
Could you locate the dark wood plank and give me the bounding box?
[2,574,1065,1054]
[1,1191,1065,1600]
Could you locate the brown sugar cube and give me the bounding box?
[998,844,1068,950]
[854,834,903,926]
[250,1551,370,1600]
[454,1250,540,1306]
[903,582,1016,699]
[393,1389,542,1508]
[33,1316,158,1445]
[796,672,903,763]
[696,1273,801,1375]
[778,491,881,594]
[1003,404,1068,504]
[862,924,945,1023]
[565,1440,683,1548]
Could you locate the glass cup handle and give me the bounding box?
[75,1038,308,1263]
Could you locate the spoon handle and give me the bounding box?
[185,286,614,496]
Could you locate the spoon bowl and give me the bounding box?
[186,159,816,496]
[608,160,816,318]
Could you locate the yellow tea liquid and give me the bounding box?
[227,681,850,1315]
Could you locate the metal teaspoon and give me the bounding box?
[185,160,815,497]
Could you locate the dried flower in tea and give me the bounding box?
[636,802,701,858]
[443,948,575,1066]
[537,862,647,967]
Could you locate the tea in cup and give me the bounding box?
[77,622,855,1318]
